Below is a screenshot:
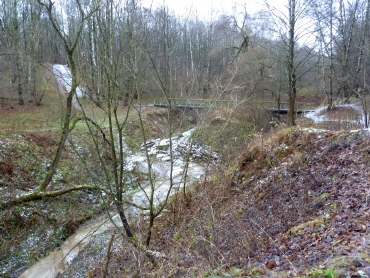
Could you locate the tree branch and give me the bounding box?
[1,184,108,210]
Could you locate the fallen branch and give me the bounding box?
[1,184,107,210]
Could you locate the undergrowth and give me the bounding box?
[0,130,105,276]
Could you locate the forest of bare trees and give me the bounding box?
[1,0,370,246]
[2,2,370,276]
[1,0,370,126]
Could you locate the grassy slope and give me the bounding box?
[0,70,106,276]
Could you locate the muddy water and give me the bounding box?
[19,128,212,277]
[19,214,122,278]
[18,68,214,278]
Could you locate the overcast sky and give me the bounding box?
[140,0,318,46]
[141,0,287,19]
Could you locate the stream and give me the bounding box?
[305,103,367,126]
[19,66,216,278]
[52,64,84,109]
[19,129,215,278]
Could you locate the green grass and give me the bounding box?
[299,267,338,278]
[0,88,65,134]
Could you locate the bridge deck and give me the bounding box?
[153,98,238,108]
[153,98,317,112]
[266,108,314,114]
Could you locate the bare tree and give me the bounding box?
[311,0,336,110]
[336,0,360,100]
[264,0,316,126]
[1,0,26,105]
[352,0,370,127]
[0,0,100,209]
[76,0,198,248]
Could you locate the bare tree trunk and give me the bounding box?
[12,0,24,105]
[338,0,359,100]
[328,0,334,110]
[16,51,24,105]
[116,203,134,238]
[354,0,370,128]
[36,0,95,192]
[287,0,296,126]
[287,88,296,126]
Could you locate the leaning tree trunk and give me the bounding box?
[36,0,94,192]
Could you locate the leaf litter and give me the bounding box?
[147,128,370,277]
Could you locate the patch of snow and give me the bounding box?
[301,127,330,133]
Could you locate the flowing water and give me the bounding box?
[305,103,366,125]
[52,64,84,109]
[19,215,122,278]
[19,129,213,278]
[19,67,215,278]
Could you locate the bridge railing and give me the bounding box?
[153,98,318,110]
[153,98,239,108]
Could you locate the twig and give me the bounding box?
[103,231,116,278]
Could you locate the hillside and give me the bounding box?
[38,104,368,278]
[72,125,369,278]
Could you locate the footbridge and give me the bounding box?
[153,98,238,108]
[153,98,316,113]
